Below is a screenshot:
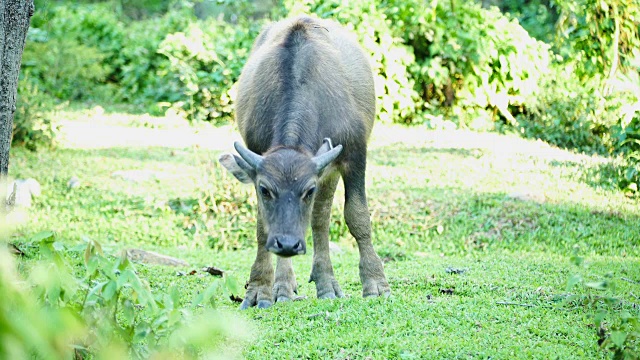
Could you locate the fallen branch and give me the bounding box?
[496,301,536,308]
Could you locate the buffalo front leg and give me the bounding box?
[309,172,344,299]
[273,257,298,302]
[241,215,274,309]
[342,166,390,297]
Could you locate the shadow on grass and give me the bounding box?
[371,186,639,257]
[12,139,639,258]
[369,145,485,167]
[46,146,215,167]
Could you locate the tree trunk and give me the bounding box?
[0,0,35,177]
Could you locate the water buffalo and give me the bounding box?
[219,15,390,309]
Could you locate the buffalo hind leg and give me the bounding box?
[273,257,298,302]
[342,164,390,297]
[241,215,274,309]
[309,172,344,299]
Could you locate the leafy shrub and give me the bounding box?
[115,5,198,110]
[566,248,640,358]
[499,0,558,43]
[155,18,263,122]
[22,38,110,100]
[554,0,640,83]
[511,0,640,193]
[516,65,615,154]
[28,2,124,96]
[119,0,175,20]
[2,232,249,359]
[283,0,552,127]
[392,1,552,127]
[13,78,60,151]
[615,107,640,195]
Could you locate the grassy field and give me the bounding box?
[9,105,640,359]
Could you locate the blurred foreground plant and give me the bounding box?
[2,230,250,359]
[564,247,640,358]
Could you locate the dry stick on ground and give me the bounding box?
[496,301,536,308]
[622,277,640,285]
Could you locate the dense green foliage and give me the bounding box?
[15,0,639,192]
[1,230,248,359]
[12,79,59,151]
[519,0,640,193]
[20,0,556,126]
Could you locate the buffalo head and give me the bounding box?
[219,139,342,257]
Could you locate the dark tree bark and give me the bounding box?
[0,0,35,177]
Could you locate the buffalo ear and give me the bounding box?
[219,153,255,184]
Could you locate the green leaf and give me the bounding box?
[625,167,637,181]
[610,331,627,348]
[31,231,55,243]
[86,280,108,302]
[133,325,151,343]
[117,250,132,272]
[117,269,137,288]
[570,254,584,267]
[84,241,92,266]
[620,311,633,321]
[103,280,118,300]
[52,241,65,252]
[151,314,169,329]
[170,286,181,309]
[123,299,135,324]
[224,275,241,295]
[168,309,182,327]
[585,281,608,290]
[594,310,607,328]
[566,274,582,292]
[192,292,205,308]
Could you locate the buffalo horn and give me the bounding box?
[312,144,343,172]
[234,141,264,169]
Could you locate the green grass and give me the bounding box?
[8,106,640,359]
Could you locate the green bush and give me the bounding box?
[615,104,640,195]
[22,38,110,101]
[1,232,249,359]
[516,66,614,154]
[391,1,551,127]
[284,0,552,127]
[13,78,60,151]
[155,18,263,122]
[23,3,121,102]
[499,0,558,43]
[554,0,640,83]
[115,5,195,108]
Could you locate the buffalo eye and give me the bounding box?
[304,186,316,201]
[259,185,272,199]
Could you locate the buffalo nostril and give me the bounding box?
[292,241,302,251]
[275,238,283,249]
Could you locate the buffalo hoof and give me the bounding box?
[273,279,298,303]
[362,277,391,298]
[239,286,274,310]
[314,278,344,300]
[239,298,273,310]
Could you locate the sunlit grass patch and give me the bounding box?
[7,108,640,358]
